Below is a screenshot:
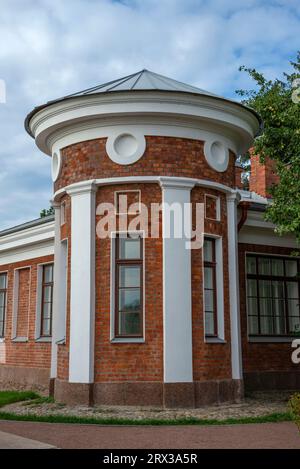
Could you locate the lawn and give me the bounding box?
[0,390,39,408]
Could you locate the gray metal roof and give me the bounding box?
[62,69,220,98]
[25,69,263,136]
[0,215,54,237]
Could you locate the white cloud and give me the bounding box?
[0,0,299,229]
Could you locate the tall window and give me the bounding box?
[115,234,143,338]
[0,273,7,338]
[204,238,217,336]
[246,255,300,336]
[41,264,54,337]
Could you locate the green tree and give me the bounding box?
[40,206,54,218]
[236,52,300,243]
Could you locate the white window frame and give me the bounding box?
[110,230,145,343]
[0,270,8,342]
[204,194,221,221]
[35,261,54,342]
[12,266,31,342]
[114,190,141,215]
[203,235,225,343]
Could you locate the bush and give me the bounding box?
[289,393,300,431]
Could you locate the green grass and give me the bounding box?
[0,410,292,426]
[0,390,40,408]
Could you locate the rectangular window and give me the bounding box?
[115,234,143,338]
[246,254,300,336]
[204,238,217,336]
[40,264,54,337]
[0,273,7,338]
[205,195,220,221]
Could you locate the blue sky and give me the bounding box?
[0,0,299,230]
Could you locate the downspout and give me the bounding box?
[238,202,250,232]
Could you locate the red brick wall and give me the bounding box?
[0,256,53,369]
[55,137,236,192]
[94,183,163,382]
[16,268,30,337]
[191,187,232,381]
[239,243,298,373]
[250,154,279,198]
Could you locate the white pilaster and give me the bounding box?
[160,178,195,383]
[50,202,61,378]
[67,181,96,383]
[227,192,243,380]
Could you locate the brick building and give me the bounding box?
[0,70,299,407]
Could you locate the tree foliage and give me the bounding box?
[236,52,300,242]
[40,206,54,218]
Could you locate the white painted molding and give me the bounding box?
[0,221,55,254]
[162,183,194,383]
[239,225,298,248]
[28,91,259,156]
[227,193,243,380]
[68,182,96,383]
[53,176,235,203]
[106,129,146,165]
[204,138,229,172]
[51,151,61,182]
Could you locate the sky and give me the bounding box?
[0,0,299,230]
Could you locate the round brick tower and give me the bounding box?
[26,70,261,407]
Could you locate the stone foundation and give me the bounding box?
[0,365,50,393]
[54,378,243,408]
[244,371,300,391]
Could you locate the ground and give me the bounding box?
[0,391,293,422]
[0,390,299,448]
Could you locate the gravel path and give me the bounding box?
[1,391,293,421]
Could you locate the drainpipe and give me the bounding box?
[238,202,250,232]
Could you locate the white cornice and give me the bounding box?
[28,91,260,156]
[53,176,236,202]
[0,220,55,255]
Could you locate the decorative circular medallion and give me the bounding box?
[51,151,61,182]
[106,130,146,165]
[204,139,229,172]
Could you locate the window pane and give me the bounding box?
[246,257,256,274]
[0,306,4,322]
[260,316,273,335]
[271,259,284,276]
[43,286,52,303]
[260,280,272,298]
[203,239,213,262]
[273,315,286,335]
[272,281,285,298]
[260,298,272,315]
[119,266,140,288]
[42,318,51,336]
[258,258,271,275]
[247,297,258,315]
[43,302,52,319]
[119,289,141,312]
[0,292,5,308]
[287,282,299,299]
[119,237,141,260]
[204,289,214,312]
[288,299,300,317]
[118,312,141,335]
[289,317,300,334]
[247,279,257,297]
[0,274,7,289]
[248,316,258,335]
[273,298,285,317]
[44,265,53,283]
[204,267,213,289]
[285,260,298,277]
[205,312,215,335]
